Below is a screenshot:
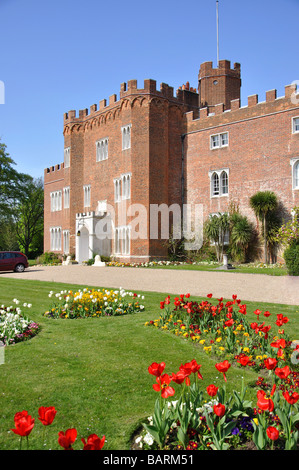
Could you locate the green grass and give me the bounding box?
[148,263,288,276]
[0,278,298,450]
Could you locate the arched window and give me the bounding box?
[294,160,299,189]
[221,171,228,195]
[122,173,131,199]
[211,172,219,196]
[122,124,131,150]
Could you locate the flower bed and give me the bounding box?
[0,300,40,345]
[145,293,298,373]
[136,293,299,450]
[133,359,299,450]
[44,288,145,319]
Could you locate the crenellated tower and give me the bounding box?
[198,60,241,111]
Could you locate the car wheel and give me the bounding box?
[14,263,25,273]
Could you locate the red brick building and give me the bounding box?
[44,60,299,263]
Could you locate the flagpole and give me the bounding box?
[216,0,219,67]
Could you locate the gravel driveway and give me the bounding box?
[1,264,299,306]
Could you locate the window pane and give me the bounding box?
[294,118,299,133]
[211,135,219,148]
[221,133,228,146]
[295,162,299,188]
[221,171,228,194]
[212,173,219,195]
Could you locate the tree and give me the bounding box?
[249,191,278,264]
[229,212,253,263]
[204,213,230,263]
[0,140,19,216]
[15,177,44,258]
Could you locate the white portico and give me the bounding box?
[75,207,111,264]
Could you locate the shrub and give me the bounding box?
[36,252,61,265]
[284,243,299,276]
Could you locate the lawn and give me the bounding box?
[0,278,298,450]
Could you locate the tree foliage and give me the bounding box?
[250,191,278,264]
[0,139,44,258]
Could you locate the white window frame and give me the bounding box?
[121,124,132,150]
[121,173,131,200]
[63,230,70,254]
[50,227,62,251]
[292,117,299,134]
[114,225,130,255]
[209,169,229,197]
[50,190,62,212]
[210,132,229,149]
[64,147,70,168]
[96,138,109,162]
[83,185,91,208]
[63,187,70,209]
[114,178,122,203]
[291,158,299,189]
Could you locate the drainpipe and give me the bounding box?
[181,134,186,235]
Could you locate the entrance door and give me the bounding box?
[78,226,90,263]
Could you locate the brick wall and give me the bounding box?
[184,83,299,233]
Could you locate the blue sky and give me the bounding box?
[0,0,298,179]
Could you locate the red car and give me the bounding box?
[0,251,29,273]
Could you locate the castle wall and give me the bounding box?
[184,83,299,230]
[44,61,299,263]
[44,78,198,261]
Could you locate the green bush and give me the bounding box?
[36,251,62,265]
[284,243,299,275]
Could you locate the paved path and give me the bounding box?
[1,265,299,306]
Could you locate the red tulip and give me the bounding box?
[275,314,289,327]
[213,403,226,418]
[58,428,77,450]
[225,319,234,327]
[263,310,271,317]
[254,309,261,319]
[237,355,250,366]
[264,358,277,370]
[153,373,175,399]
[11,410,35,437]
[257,390,274,412]
[274,365,290,380]
[171,370,190,386]
[160,301,165,309]
[215,360,231,382]
[38,406,57,426]
[206,384,218,397]
[148,362,165,377]
[283,390,299,405]
[266,426,279,441]
[271,338,286,349]
[180,359,203,380]
[239,304,247,315]
[207,293,213,298]
[81,433,105,450]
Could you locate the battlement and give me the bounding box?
[63,78,199,125]
[44,162,64,175]
[199,60,241,79]
[185,81,299,129]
